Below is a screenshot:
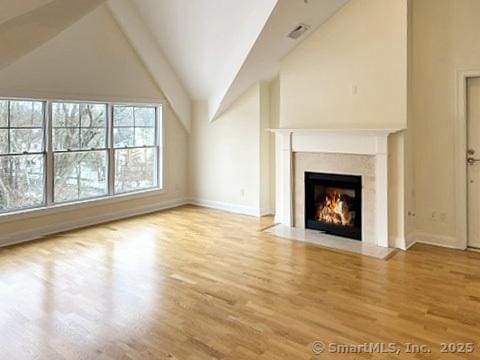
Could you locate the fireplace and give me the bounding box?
[305,172,362,240]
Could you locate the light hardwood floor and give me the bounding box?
[1,205,480,359]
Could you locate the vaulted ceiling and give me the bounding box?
[113,0,350,125]
[130,0,277,101]
[0,0,54,24]
[0,0,106,70]
[0,0,349,131]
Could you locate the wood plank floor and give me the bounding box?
[1,205,480,359]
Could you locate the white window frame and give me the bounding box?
[0,97,165,221]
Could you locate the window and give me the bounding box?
[0,100,46,212]
[0,98,162,214]
[52,102,109,203]
[113,106,158,193]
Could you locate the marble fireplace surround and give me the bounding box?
[270,129,402,248]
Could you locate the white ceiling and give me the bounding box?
[212,0,350,120]
[129,0,349,122]
[0,0,106,71]
[131,0,277,101]
[0,0,350,129]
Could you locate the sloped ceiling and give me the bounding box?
[0,0,53,24]
[108,0,192,131]
[211,0,351,121]
[0,4,166,103]
[130,0,278,101]
[0,0,106,70]
[0,0,350,129]
[126,0,350,122]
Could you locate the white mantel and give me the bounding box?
[270,128,403,248]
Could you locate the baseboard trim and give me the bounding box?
[188,198,263,217]
[407,231,464,250]
[6,198,465,252]
[0,198,188,248]
[404,240,417,250]
[403,232,417,250]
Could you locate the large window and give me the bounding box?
[0,100,46,212]
[0,98,162,214]
[53,102,109,203]
[113,106,158,194]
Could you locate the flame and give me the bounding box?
[315,190,354,226]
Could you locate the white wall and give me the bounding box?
[280,0,407,129]
[410,0,480,248]
[189,83,261,214]
[0,4,163,103]
[259,82,272,214]
[189,82,273,216]
[268,77,280,213]
[404,0,416,247]
[0,4,188,244]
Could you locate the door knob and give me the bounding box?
[467,157,480,165]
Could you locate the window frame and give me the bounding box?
[0,99,48,212]
[0,97,165,218]
[50,100,110,204]
[112,105,161,195]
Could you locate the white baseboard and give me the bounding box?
[0,198,188,248]
[188,198,263,217]
[404,240,417,250]
[4,196,464,253]
[407,231,464,250]
[403,232,417,250]
[382,232,462,251]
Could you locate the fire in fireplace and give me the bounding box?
[305,172,362,240]
[316,188,356,226]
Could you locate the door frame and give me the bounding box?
[456,70,480,249]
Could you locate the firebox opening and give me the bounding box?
[305,172,362,240]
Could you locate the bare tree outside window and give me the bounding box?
[52,102,108,203]
[0,99,161,214]
[0,100,45,211]
[113,106,157,194]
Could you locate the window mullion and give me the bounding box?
[78,104,82,150]
[158,105,164,189]
[108,103,115,196]
[154,107,159,189]
[133,108,136,147]
[46,101,54,205]
[7,101,10,154]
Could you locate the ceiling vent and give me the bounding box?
[287,23,310,40]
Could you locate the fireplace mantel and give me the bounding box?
[270,127,404,248]
[269,128,401,135]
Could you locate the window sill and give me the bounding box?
[0,188,166,224]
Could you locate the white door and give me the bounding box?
[467,77,480,248]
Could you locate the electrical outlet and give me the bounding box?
[240,189,245,198]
